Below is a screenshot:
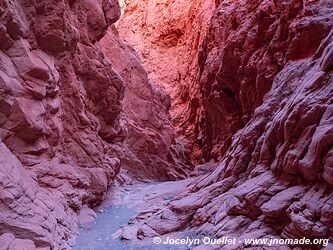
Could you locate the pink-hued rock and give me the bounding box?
[116,0,216,163]
[101,28,192,181]
[196,0,332,161]
[1,0,333,248]
[0,233,36,250]
[0,0,128,248]
[0,0,191,247]
[134,0,333,247]
[0,0,124,247]
[78,206,97,225]
[0,142,77,249]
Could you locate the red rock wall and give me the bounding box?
[137,0,333,245]
[101,28,192,181]
[116,0,216,163]
[2,0,332,248]
[197,0,332,161]
[0,0,125,248]
[0,0,191,248]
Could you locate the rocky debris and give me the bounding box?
[0,0,189,248]
[134,0,333,247]
[100,180,193,241]
[116,0,216,164]
[101,27,192,181]
[77,206,97,225]
[74,180,193,249]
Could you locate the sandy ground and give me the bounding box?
[73,179,196,250]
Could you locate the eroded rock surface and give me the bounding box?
[101,28,192,181]
[0,0,124,248]
[1,0,333,249]
[0,0,189,248]
[133,0,333,248]
[117,0,216,163]
[197,0,333,161]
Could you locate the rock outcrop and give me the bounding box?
[116,0,216,163]
[101,28,191,181]
[134,0,333,247]
[0,0,188,248]
[0,0,124,247]
[196,0,333,161]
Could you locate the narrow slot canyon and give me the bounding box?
[113,0,216,165]
[101,0,217,173]
[0,0,333,250]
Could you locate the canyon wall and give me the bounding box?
[101,28,191,181]
[0,0,124,248]
[0,0,188,248]
[117,0,216,163]
[1,0,332,248]
[196,0,333,161]
[134,0,333,247]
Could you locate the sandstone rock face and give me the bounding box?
[101,28,192,181]
[197,0,333,161]
[0,0,190,247]
[0,142,78,248]
[0,233,36,250]
[0,0,151,248]
[135,0,333,246]
[117,0,216,163]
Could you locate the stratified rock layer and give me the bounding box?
[135,0,333,247]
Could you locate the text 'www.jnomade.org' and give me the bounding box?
[152,236,330,247]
